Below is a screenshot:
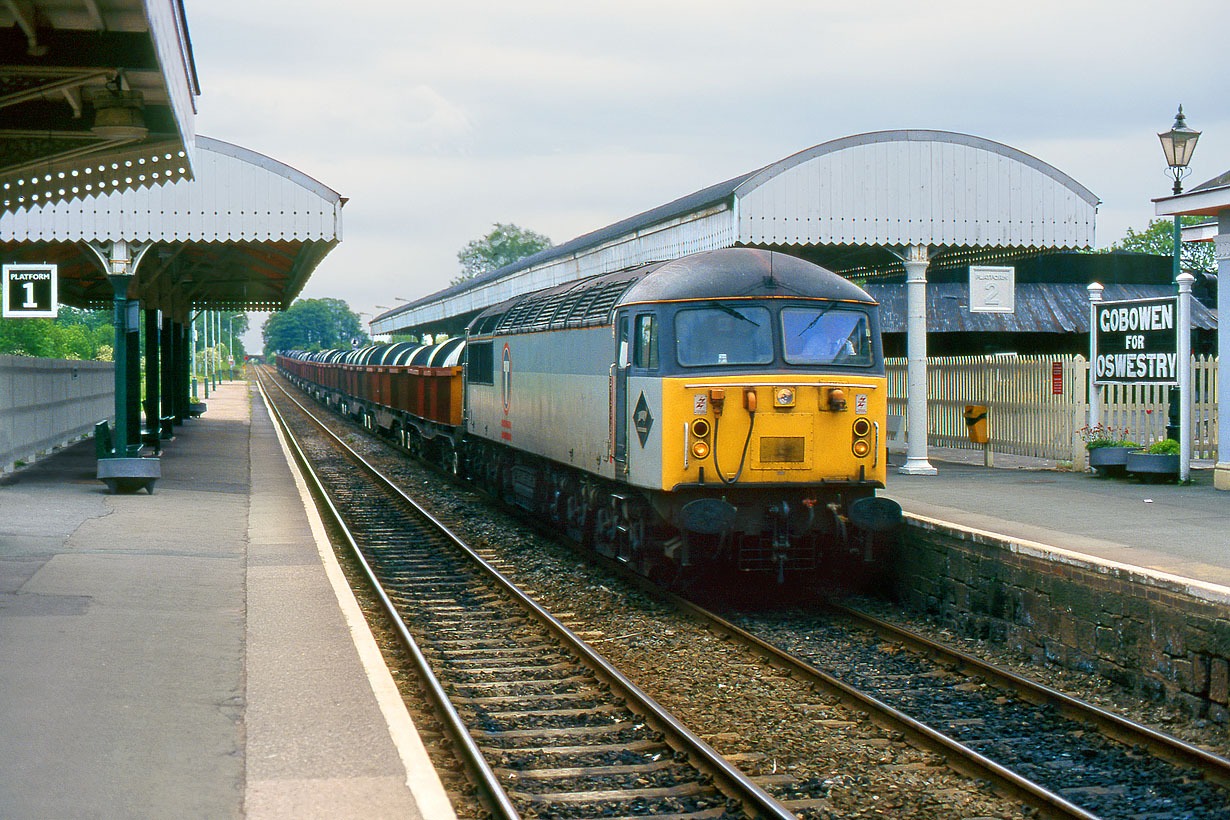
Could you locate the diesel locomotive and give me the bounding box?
[278,247,902,584]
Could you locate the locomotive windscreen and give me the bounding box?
[781,307,873,366]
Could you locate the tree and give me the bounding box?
[454,223,551,285]
[1109,215,1215,274]
[0,306,113,359]
[261,298,368,355]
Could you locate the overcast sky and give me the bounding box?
[186,0,1230,350]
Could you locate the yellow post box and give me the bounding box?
[963,405,989,444]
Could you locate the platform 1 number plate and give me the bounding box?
[3,264,58,318]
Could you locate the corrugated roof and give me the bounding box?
[867,282,1217,334]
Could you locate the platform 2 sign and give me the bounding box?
[3,263,58,318]
[1092,297,1177,386]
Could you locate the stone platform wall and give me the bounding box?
[892,514,1230,721]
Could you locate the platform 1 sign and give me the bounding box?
[3,263,58,318]
[1093,297,1177,385]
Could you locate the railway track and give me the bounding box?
[255,368,797,820]
[260,364,1230,820]
[695,599,1230,820]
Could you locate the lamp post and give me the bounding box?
[1159,106,1201,276]
[1159,106,1200,479]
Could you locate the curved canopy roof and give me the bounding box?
[469,249,874,338]
[0,136,343,319]
[375,130,1099,338]
[0,0,198,213]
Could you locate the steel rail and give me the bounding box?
[832,602,1230,789]
[655,589,1105,820]
[256,372,522,820]
[257,366,799,820]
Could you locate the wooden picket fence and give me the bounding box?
[885,355,1218,467]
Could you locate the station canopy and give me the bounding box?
[1,0,198,213]
[374,130,1100,339]
[0,136,344,321]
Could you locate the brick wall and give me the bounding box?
[892,515,1230,722]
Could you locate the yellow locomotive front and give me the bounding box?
[612,252,901,582]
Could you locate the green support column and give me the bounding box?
[106,274,135,455]
[125,302,141,449]
[144,309,160,448]
[160,316,175,436]
[201,312,209,400]
[176,322,189,422]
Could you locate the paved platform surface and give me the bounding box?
[883,447,1230,589]
[0,381,455,820]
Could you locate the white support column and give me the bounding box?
[1215,219,1230,490]
[1087,282,1103,437]
[900,243,937,475]
[1176,273,1194,483]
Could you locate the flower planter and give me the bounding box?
[1087,446,1132,477]
[1125,450,1180,483]
[97,456,161,494]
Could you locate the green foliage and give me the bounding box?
[454,223,551,285]
[261,298,368,355]
[0,306,114,359]
[1145,438,1180,455]
[1086,438,1140,450]
[1107,215,1214,274]
[1079,424,1138,450]
[194,311,249,366]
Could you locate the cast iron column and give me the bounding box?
[160,317,175,432]
[174,322,187,423]
[144,309,159,446]
[900,244,937,475]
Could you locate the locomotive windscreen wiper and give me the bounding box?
[711,303,760,326]
[795,303,836,336]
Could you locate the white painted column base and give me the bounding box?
[1215,463,1230,491]
[899,458,939,476]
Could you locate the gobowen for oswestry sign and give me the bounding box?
[1092,297,1178,386]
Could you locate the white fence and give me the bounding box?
[0,355,114,473]
[886,355,1218,467]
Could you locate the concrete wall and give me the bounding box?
[893,515,1230,722]
[0,356,114,473]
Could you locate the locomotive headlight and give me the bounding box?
[690,418,710,438]
[691,440,710,459]
[852,417,872,458]
[774,386,796,408]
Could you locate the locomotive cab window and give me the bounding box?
[782,307,873,366]
[634,314,658,369]
[675,305,772,367]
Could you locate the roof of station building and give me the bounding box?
[1,0,199,212]
[0,136,343,319]
[374,130,1100,338]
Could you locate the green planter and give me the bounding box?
[1125,450,1180,483]
[1087,446,1132,477]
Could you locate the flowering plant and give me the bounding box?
[1145,438,1180,455]
[1078,424,1138,450]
